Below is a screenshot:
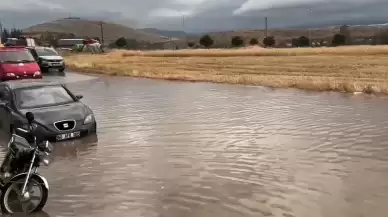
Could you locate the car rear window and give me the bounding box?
[0,50,35,63]
[15,85,75,109]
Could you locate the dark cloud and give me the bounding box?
[145,0,388,32]
[0,0,387,32]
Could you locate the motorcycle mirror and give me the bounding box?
[26,112,34,124]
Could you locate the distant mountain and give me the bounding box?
[138,28,192,38]
[23,18,169,44]
[289,19,388,29]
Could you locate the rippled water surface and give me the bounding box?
[2,72,388,217]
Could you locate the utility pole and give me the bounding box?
[308,8,312,47]
[100,21,104,46]
[264,17,268,38]
[179,12,186,48]
[0,20,3,44]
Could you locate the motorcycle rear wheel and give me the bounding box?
[0,175,48,214]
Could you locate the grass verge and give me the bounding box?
[64,46,388,94]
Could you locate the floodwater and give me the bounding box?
[1,72,388,217]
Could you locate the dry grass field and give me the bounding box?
[64,45,388,94]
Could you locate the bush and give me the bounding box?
[187,42,195,47]
[292,36,310,47]
[332,34,346,46]
[263,36,275,47]
[249,38,259,45]
[115,37,127,47]
[231,36,244,47]
[199,35,214,48]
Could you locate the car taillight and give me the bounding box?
[33,71,41,77]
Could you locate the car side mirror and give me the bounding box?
[76,95,83,100]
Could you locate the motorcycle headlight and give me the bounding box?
[83,114,93,125]
[40,152,53,166]
[21,123,38,130]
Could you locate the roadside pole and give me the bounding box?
[0,20,3,44]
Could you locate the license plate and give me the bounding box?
[49,68,59,72]
[56,131,81,141]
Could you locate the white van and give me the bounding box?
[57,39,85,48]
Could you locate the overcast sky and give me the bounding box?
[0,0,387,32]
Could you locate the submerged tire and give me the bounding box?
[0,174,48,214]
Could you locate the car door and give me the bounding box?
[0,85,13,134]
[29,48,39,61]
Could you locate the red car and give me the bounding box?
[0,47,42,81]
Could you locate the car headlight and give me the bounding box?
[83,114,93,125]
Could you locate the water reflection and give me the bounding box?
[52,135,98,158]
[3,211,51,217]
[2,73,388,217]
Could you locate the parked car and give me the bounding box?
[27,46,65,73]
[0,80,97,142]
[0,47,42,81]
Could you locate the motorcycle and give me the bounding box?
[0,112,53,214]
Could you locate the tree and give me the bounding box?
[291,38,299,47]
[187,42,195,47]
[10,28,22,38]
[298,36,310,47]
[332,34,346,46]
[249,38,259,45]
[263,36,275,47]
[199,34,213,48]
[115,37,127,47]
[231,36,244,47]
[291,36,310,47]
[1,29,10,42]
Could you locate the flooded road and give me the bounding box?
[2,72,388,217]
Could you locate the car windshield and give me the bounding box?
[0,50,35,63]
[35,47,58,56]
[15,85,75,109]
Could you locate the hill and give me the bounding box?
[138,28,188,38]
[22,18,169,44]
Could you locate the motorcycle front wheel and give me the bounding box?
[0,175,48,214]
